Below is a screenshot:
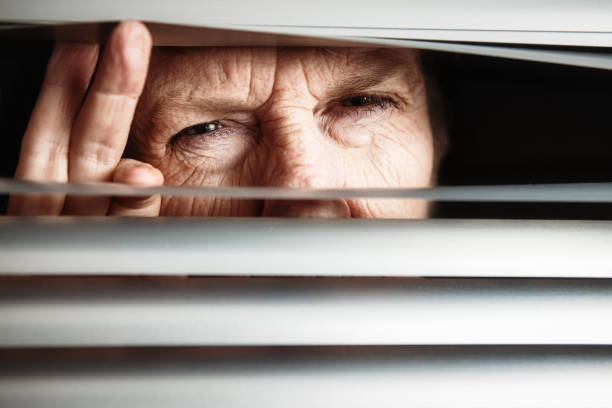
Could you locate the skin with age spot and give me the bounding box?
[130,47,435,218]
[8,21,437,218]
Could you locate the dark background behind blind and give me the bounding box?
[1,37,611,218]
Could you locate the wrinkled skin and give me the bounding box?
[9,21,436,218]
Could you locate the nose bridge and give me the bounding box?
[257,58,351,218]
[258,101,351,218]
[259,88,338,187]
[259,98,337,189]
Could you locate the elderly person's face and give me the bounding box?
[130,47,435,218]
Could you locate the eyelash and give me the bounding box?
[170,120,226,146]
[338,94,398,119]
[341,95,397,109]
[171,94,398,141]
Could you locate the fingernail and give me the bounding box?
[118,20,152,54]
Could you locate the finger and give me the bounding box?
[107,159,163,217]
[7,43,99,215]
[63,21,152,215]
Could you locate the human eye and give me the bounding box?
[173,121,224,140]
[169,120,239,151]
[341,95,397,109]
[168,118,256,167]
[336,94,398,119]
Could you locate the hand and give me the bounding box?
[7,21,163,216]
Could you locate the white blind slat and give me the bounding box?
[1,277,611,347]
[1,347,611,408]
[1,217,610,277]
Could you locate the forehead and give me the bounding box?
[141,47,422,107]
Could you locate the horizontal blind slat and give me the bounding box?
[1,277,611,346]
[1,217,611,277]
[1,346,611,408]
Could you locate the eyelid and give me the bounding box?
[180,121,222,136]
[170,120,227,147]
[170,114,258,139]
[323,93,399,120]
[340,94,398,109]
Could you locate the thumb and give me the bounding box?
[107,158,163,216]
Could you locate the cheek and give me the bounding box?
[153,135,263,216]
[343,115,434,188]
[330,125,374,148]
[156,153,251,188]
[160,196,262,216]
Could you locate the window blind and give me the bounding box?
[2,346,612,408]
[0,217,611,277]
[1,4,612,407]
[1,275,612,347]
[2,0,612,46]
[1,218,611,407]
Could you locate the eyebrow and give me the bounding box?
[324,66,406,100]
[320,47,418,98]
[158,69,406,114]
[150,52,411,115]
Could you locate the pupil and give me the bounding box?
[172,121,224,144]
[186,122,221,135]
[344,95,378,107]
[358,96,370,105]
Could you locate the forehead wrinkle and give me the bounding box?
[136,46,422,135]
[247,48,277,106]
[146,47,277,114]
[156,90,257,114]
